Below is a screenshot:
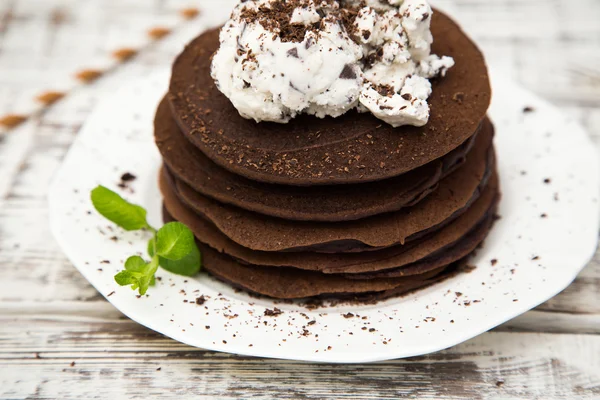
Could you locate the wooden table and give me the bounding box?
[1,0,599,398]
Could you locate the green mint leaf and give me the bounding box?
[124,255,147,273]
[149,237,201,276]
[115,270,140,291]
[113,255,159,296]
[159,245,202,277]
[155,222,195,260]
[91,185,149,231]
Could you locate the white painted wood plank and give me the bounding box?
[0,322,598,399]
[2,293,599,335]
[499,310,600,335]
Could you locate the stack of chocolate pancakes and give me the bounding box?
[155,11,497,300]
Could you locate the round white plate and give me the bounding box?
[49,70,600,363]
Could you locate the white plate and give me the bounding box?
[49,70,600,363]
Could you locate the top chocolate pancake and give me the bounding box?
[156,96,483,222]
[168,10,491,186]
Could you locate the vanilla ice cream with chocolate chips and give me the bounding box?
[211,0,454,127]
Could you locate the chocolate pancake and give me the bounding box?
[160,165,498,275]
[168,10,491,186]
[164,208,493,300]
[198,242,449,299]
[156,96,484,222]
[162,200,495,299]
[345,198,498,279]
[163,203,458,300]
[159,121,494,253]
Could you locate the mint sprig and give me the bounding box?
[91,185,202,295]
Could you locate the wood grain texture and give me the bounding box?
[0,0,599,399]
[0,324,599,399]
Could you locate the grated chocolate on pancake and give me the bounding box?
[168,10,491,186]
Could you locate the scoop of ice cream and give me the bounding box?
[211,0,363,123]
[211,0,454,127]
